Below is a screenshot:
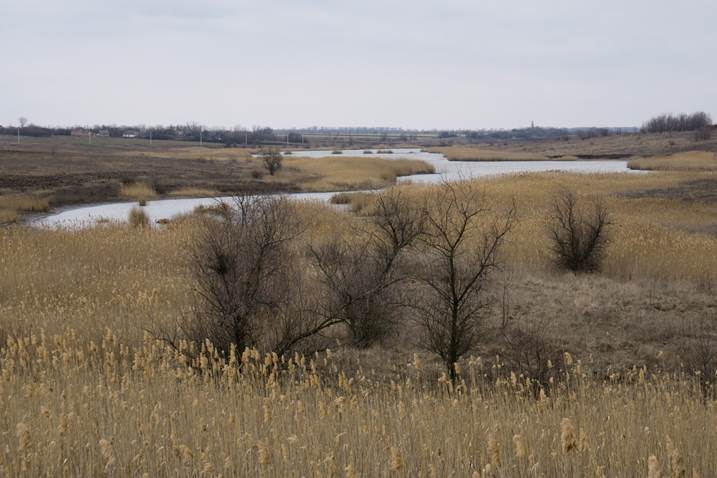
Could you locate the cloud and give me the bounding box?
[2,0,716,128]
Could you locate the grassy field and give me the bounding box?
[0,135,433,223]
[430,130,717,161]
[628,151,717,171]
[0,333,714,477]
[2,134,717,475]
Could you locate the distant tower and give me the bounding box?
[531,121,535,129]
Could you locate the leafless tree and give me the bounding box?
[310,189,425,347]
[261,148,283,175]
[186,194,333,357]
[547,188,611,273]
[412,182,516,383]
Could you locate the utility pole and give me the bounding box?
[88,131,92,145]
[245,131,248,146]
[149,129,152,146]
[200,129,203,146]
[17,126,20,145]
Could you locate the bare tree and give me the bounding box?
[186,195,333,357]
[412,182,516,383]
[261,148,283,175]
[19,117,28,128]
[310,189,425,347]
[547,189,611,273]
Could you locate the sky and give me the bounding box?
[2,0,716,130]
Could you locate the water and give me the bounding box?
[35,149,634,228]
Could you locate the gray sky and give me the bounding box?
[2,0,716,129]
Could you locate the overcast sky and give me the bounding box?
[2,0,716,129]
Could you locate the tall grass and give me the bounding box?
[0,333,714,476]
[0,194,50,224]
[628,151,717,171]
[284,156,435,191]
[120,182,158,202]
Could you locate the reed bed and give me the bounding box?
[120,182,158,202]
[0,333,714,477]
[284,156,435,191]
[628,151,717,171]
[2,170,717,476]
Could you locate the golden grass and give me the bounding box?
[344,171,717,285]
[0,332,715,476]
[2,169,717,476]
[427,146,556,161]
[282,156,435,191]
[628,151,717,171]
[120,182,158,202]
[0,194,50,223]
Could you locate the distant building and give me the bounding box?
[122,131,138,138]
[70,128,89,137]
[97,129,110,137]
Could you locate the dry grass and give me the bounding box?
[427,146,554,161]
[342,171,717,286]
[0,194,50,224]
[120,182,158,202]
[0,332,715,477]
[628,151,717,171]
[281,156,435,191]
[2,167,717,476]
[128,207,150,228]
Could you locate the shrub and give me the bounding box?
[261,149,283,175]
[547,189,611,273]
[186,195,333,356]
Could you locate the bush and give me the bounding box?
[261,149,283,175]
[547,189,611,273]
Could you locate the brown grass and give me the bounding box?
[2,166,717,476]
[628,151,717,171]
[0,329,715,476]
[120,182,158,202]
[0,193,50,223]
[281,156,435,191]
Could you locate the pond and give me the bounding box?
[35,149,634,227]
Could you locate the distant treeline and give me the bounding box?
[0,123,291,146]
[641,112,712,134]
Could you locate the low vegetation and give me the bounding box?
[120,182,158,203]
[128,207,150,228]
[282,156,435,191]
[628,151,717,171]
[0,193,50,224]
[3,137,717,475]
